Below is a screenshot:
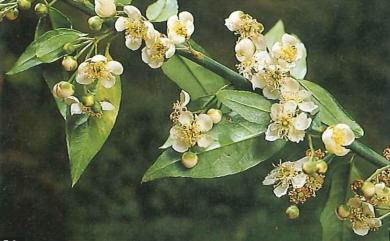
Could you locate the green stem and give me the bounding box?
[366,165,390,182]
[349,140,388,167]
[379,211,390,220]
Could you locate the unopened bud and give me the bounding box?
[34,3,48,17]
[181,152,198,169]
[82,95,95,107]
[5,8,19,21]
[316,160,328,174]
[88,16,104,31]
[336,204,350,220]
[52,81,74,98]
[361,181,376,198]
[285,205,300,219]
[17,0,31,10]
[62,56,78,71]
[207,109,223,124]
[63,43,76,54]
[303,161,318,175]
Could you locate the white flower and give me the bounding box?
[235,38,256,62]
[265,101,312,143]
[66,96,115,116]
[115,6,155,50]
[169,113,214,153]
[76,55,123,88]
[167,11,194,44]
[94,0,116,18]
[280,77,318,113]
[142,32,175,68]
[263,157,309,197]
[250,64,288,100]
[272,33,306,70]
[322,124,355,156]
[225,11,244,32]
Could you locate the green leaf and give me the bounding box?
[116,0,133,6]
[146,0,178,22]
[36,28,84,63]
[300,80,364,137]
[42,67,68,119]
[66,79,122,186]
[35,18,51,40]
[48,7,72,29]
[265,20,285,50]
[216,90,271,124]
[320,161,388,241]
[162,55,227,100]
[142,114,285,182]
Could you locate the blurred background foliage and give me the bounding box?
[0,0,389,240]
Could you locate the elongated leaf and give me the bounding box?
[66,79,122,186]
[300,80,364,137]
[146,0,178,22]
[36,29,83,63]
[216,90,271,124]
[35,18,51,40]
[42,67,68,119]
[7,42,43,75]
[117,0,133,6]
[265,20,285,50]
[162,55,227,100]
[48,7,72,28]
[143,114,285,182]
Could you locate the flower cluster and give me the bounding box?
[115,6,194,68]
[225,11,316,143]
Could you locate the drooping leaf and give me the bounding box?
[142,114,285,182]
[66,79,122,186]
[300,80,364,137]
[146,0,178,22]
[48,7,73,29]
[265,20,285,50]
[116,0,133,6]
[216,89,271,124]
[162,55,227,100]
[36,28,84,63]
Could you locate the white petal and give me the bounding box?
[283,101,298,115]
[251,34,266,50]
[196,114,213,132]
[282,34,299,45]
[294,156,309,170]
[64,96,79,105]
[298,101,318,113]
[101,75,116,88]
[186,21,195,36]
[76,73,94,85]
[335,124,355,146]
[262,178,277,185]
[250,73,265,89]
[178,111,194,126]
[352,225,370,236]
[235,38,255,62]
[292,173,307,188]
[263,87,280,100]
[124,5,141,19]
[100,101,115,111]
[225,11,244,31]
[287,127,305,143]
[197,134,213,148]
[265,123,280,141]
[172,141,189,153]
[179,11,193,23]
[179,90,191,107]
[71,103,83,115]
[293,113,312,131]
[125,37,142,50]
[270,103,283,121]
[165,44,176,59]
[115,17,127,32]
[107,61,124,75]
[281,77,299,92]
[141,47,151,64]
[167,15,178,29]
[91,54,107,63]
[274,183,289,197]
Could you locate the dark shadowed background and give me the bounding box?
[0,0,389,240]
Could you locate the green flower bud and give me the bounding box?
[207,109,223,124]
[316,160,328,174]
[17,0,31,10]
[361,181,376,198]
[63,43,76,54]
[336,204,350,220]
[52,81,74,98]
[82,95,95,107]
[181,152,198,169]
[62,56,78,72]
[5,8,19,21]
[34,3,48,17]
[303,161,318,175]
[92,102,102,113]
[88,16,104,31]
[285,205,300,219]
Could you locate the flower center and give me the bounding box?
[125,19,146,38]
[263,68,285,89]
[281,45,297,63]
[86,61,109,80]
[332,128,345,146]
[150,40,169,62]
[238,14,264,38]
[173,21,187,37]
[173,122,201,148]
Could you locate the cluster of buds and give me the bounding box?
[336,167,390,236]
[115,5,195,68]
[163,91,222,168]
[225,11,317,144]
[263,150,328,219]
[0,0,50,22]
